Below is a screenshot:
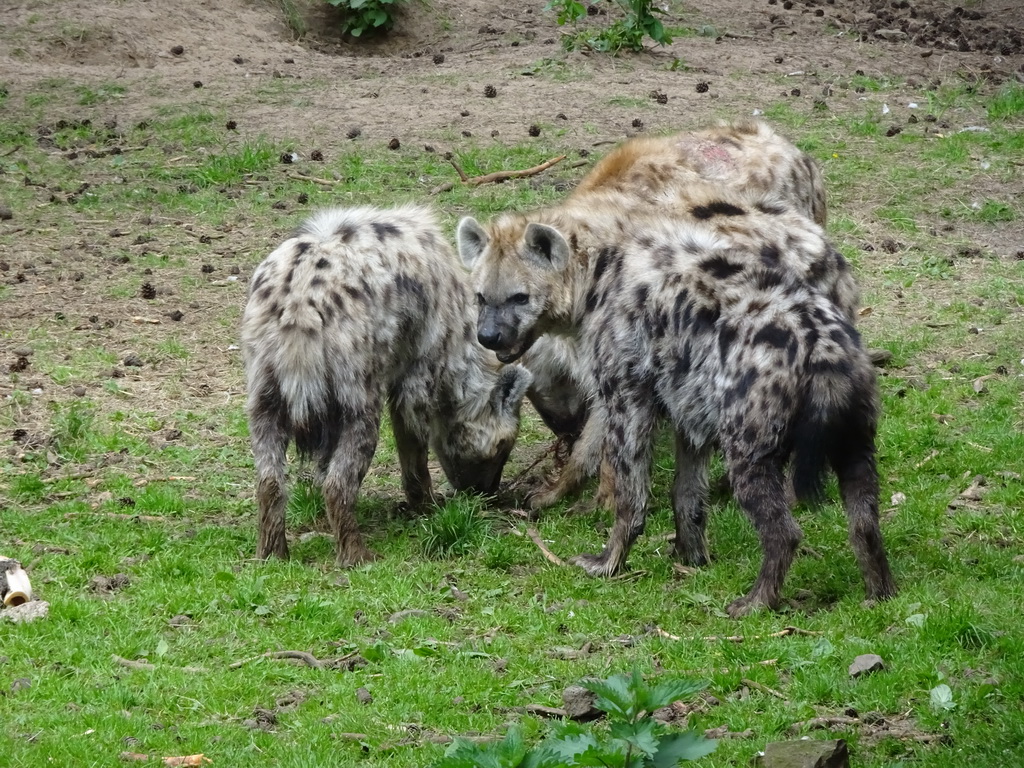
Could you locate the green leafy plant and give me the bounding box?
[326,0,407,37]
[437,670,716,767]
[547,0,673,53]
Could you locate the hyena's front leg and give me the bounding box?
[251,410,291,560]
[570,398,657,577]
[672,432,713,568]
[529,406,604,510]
[323,407,382,568]
[390,403,435,511]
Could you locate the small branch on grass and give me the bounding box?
[445,154,469,183]
[465,155,567,186]
[131,316,162,325]
[112,655,208,674]
[525,526,566,567]
[65,512,167,522]
[654,625,820,642]
[286,172,340,187]
[741,677,786,699]
[788,715,861,735]
[680,659,779,676]
[432,155,568,195]
[120,753,211,766]
[505,440,562,490]
[227,649,354,670]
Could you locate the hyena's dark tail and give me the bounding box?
[791,321,880,505]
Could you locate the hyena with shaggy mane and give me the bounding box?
[458,184,896,616]
[519,120,829,478]
[242,205,532,567]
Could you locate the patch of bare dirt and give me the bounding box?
[1,0,1022,475]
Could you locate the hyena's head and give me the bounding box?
[435,365,533,494]
[457,215,571,364]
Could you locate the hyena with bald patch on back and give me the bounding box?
[518,120,830,491]
[242,205,532,567]
[458,182,896,616]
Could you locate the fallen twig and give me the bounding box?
[465,155,567,186]
[506,440,561,490]
[120,753,211,766]
[681,659,778,675]
[286,172,339,187]
[65,512,167,523]
[518,704,569,718]
[446,155,469,182]
[741,677,785,699]
[788,715,860,734]
[112,655,208,674]
[432,155,567,194]
[228,650,326,670]
[654,625,821,642]
[525,527,566,567]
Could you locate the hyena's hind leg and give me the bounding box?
[724,449,803,618]
[251,407,291,560]
[671,433,713,568]
[828,403,898,602]
[323,405,383,568]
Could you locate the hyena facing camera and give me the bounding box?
[459,184,896,616]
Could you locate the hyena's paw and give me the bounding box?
[336,544,379,569]
[725,591,777,619]
[256,536,289,561]
[569,552,621,578]
[528,478,571,510]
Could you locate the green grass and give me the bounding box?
[2,65,1024,768]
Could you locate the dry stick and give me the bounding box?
[526,526,566,567]
[433,155,568,194]
[112,655,208,674]
[741,677,786,700]
[684,659,778,675]
[228,650,325,670]
[286,172,340,187]
[65,512,166,523]
[464,155,567,186]
[446,155,470,183]
[654,625,821,642]
[505,440,560,490]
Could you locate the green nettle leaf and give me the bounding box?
[154,638,169,658]
[640,679,708,713]
[650,731,719,766]
[582,671,639,720]
[610,719,660,757]
[544,731,601,763]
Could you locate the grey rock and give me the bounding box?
[757,739,849,768]
[562,684,601,721]
[849,653,886,678]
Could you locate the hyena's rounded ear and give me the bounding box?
[491,365,533,416]
[523,223,571,271]
[457,217,489,269]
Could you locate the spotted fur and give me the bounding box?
[242,205,531,566]
[458,185,895,616]
[521,119,829,452]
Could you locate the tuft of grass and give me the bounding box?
[419,495,494,558]
[986,81,1024,121]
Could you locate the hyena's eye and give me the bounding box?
[510,293,530,305]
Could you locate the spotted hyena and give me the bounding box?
[520,120,829,477]
[458,183,896,616]
[242,205,532,567]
